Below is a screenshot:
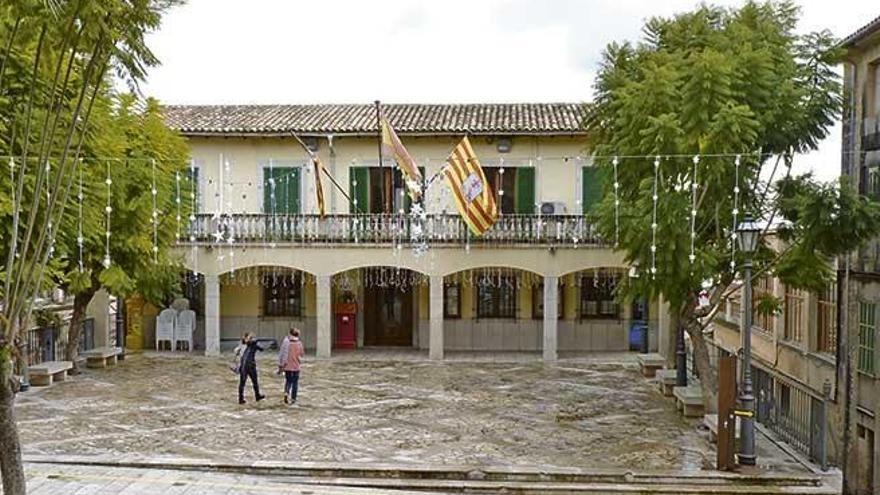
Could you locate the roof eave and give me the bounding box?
[175,130,589,138]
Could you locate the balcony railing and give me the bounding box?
[183,213,604,247]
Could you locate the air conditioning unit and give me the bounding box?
[540,201,567,215]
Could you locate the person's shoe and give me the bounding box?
[256,394,266,402]
[283,395,290,405]
[238,399,246,405]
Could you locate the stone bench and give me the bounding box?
[704,413,741,443]
[82,346,121,368]
[655,369,678,397]
[30,361,73,386]
[636,353,665,378]
[673,385,705,418]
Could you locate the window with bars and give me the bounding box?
[579,273,620,319]
[444,283,461,319]
[858,302,876,376]
[784,287,805,343]
[262,271,303,317]
[476,274,517,318]
[816,283,837,354]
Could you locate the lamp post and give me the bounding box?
[736,214,760,466]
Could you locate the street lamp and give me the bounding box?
[736,214,761,466]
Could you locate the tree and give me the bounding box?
[0,2,182,493]
[60,93,190,374]
[586,1,880,410]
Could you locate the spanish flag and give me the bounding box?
[380,118,423,201]
[443,136,498,235]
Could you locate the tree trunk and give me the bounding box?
[65,287,97,375]
[0,346,27,495]
[686,321,718,414]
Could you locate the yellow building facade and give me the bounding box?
[164,103,665,361]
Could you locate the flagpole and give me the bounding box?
[290,132,363,213]
[375,100,383,168]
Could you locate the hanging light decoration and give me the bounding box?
[612,156,620,248]
[151,159,159,263]
[730,154,741,272]
[103,160,112,268]
[689,155,699,265]
[77,159,84,272]
[650,156,659,279]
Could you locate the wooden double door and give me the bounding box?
[363,286,413,346]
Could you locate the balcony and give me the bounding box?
[183,213,604,247]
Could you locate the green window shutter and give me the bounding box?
[350,167,369,213]
[263,168,273,213]
[515,167,535,214]
[582,167,606,215]
[286,168,300,214]
[187,167,200,213]
[263,167,300,214]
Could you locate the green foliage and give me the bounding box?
[754,293,782,317]
[587,1,872,315]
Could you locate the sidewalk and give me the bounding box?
[19,462,442,495]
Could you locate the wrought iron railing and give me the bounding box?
[26,317,95,366]
[182,213,603,247]
[706,339,832,469]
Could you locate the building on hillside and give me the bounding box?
[156,103,670,360]
[841,15,880,495]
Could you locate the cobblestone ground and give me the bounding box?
[14,351,805,472]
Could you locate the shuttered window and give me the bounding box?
[263,167,300,214]
[515,167,535,214]
[582,166,606,215]
[349,167,370,213]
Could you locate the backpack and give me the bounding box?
[230,344,244,373]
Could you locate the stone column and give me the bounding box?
[204,275,220,357]
[429,275,444,360]
[543,276,558,362]
[317,275,332,358]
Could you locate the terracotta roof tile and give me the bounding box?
[163,103,588,136]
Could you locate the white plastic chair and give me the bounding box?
[156,308,177,351]
[175,309,195,352]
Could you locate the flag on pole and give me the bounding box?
[292,134,327,217]
[380,117,423,200]
[443,136,498,236]
[312,154,327,217]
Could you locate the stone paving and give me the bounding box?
[14,351,809,473]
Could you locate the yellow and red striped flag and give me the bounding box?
[380,118,423,201]
[443,136,498,235]
[312,155,327,217]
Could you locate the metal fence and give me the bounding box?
[26,317,95,366]
[705,340,831,469]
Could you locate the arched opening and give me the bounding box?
[214,265,317,352]
[333,266,428,349]
[556,267,639,353]
[440,267,545,352]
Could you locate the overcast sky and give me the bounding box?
[141,0,880,181]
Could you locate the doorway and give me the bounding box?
[364,286,413,346]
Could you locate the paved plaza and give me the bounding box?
[14,351,811,472]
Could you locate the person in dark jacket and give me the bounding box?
[238,332,267,404]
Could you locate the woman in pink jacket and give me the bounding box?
[278,327,305,405]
